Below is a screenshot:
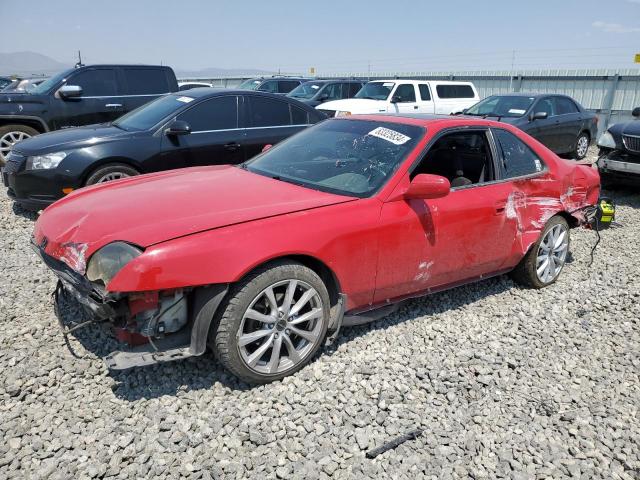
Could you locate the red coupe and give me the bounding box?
[33,115,600,384]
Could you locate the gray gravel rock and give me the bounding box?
[1,155,638,479]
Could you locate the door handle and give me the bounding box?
[224,142,241,151]
[413,105,419,109]
[105,103,123,108]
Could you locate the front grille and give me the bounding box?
[3,152,24,174]
[321,109,336,118]
[622,135,640,153]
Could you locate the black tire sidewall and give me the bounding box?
[211,261,331,384]
[85,163,139,186]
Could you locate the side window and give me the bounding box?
[278,80,301,94]
[436,84,475,99]
[393,84,416,102]
[257,80,278,93]
[418,84,431,101]
[553,97,579,115]
[291,105,309,125]
[348,83,363,97]
[68,69,118,97]
[177,96,238,132]
[493,129,544,179]
[247,96,291,127]
[412,131,494,187]
[533,98,555,117]
[323,83,342,101]
[123,68,170,95]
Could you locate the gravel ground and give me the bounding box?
[1,150,639,479]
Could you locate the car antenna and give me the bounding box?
[75,50,85,69]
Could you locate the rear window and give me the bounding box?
[435,84,475,99]
[123,68,170,95]
[247,96,291,127]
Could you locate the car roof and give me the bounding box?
[167,88,321,111]
[330,113,508,129]
[300,79,362,84]
[487,92,572,99]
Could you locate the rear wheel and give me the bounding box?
[510,216,570,288]
[0,125,39,164]
[573,132,590,160]
[210,261,330,384]
[85,163,139,185]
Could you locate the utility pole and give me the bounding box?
[509,50,515,91]
[367,60,371,81]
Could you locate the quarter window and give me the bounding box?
[291,105,309,125]
[247,96,291,127]
[68,69,118,97]
[393,84,416,102]
[123,68,170,95]
[435,84,475,99]
[418,84,431,101]
[493,129,544,179]
[177,96,238,132]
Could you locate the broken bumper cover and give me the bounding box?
[32,242,119,319]
[598,151,640,185]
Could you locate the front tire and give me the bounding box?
[573,132,590,160]
[510,216,570,289]
[210,261,331,384]
[85,163,139,185]
[0,125,39,165]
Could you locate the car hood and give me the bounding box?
[34,165,356,257]
[612,119,640,137]
[317,98,387,114]
[14,124,135,154]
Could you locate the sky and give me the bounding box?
[1,0,639,74]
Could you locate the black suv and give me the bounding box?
[287,79,364,107]
[4,89,324,211]
[238,77,309,94]
[0,64,178,164]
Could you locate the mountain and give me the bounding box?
[0,51,70,76]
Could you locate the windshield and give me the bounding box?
[29,69,73,94]
[238,78,262,90]
[245,119,423,197]
[113,94,190,131]
[288,82,324,99]
[355,82,394,101]
[465,95,535,118]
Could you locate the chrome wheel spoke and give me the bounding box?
[289,288,317,317]
[246,335,274,367]
[282,280,297,315]
[289,325,318,343]
[282,335,301,364]
[238,329,272,347]
[264,286,278,314]
[245,308,275,324]
[289,307,323,326]
[268,335,283,373]
[537,257,549,277]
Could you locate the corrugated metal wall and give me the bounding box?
[184,69,640,138]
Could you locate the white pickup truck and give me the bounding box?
[317,79,479,117]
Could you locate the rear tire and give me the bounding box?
[0,125,39,164]
[210,260,330,384]
[510,216,570,289]
[85,163,139,185]
[573,132,590,160]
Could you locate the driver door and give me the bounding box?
[388,84,420,114]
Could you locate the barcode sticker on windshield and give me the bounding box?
[382,82,395,87]
[508,108,526,114]
[368,127,411,145]
[177,96,194,103]
[311,85,320,89]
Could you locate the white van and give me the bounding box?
[317,80,479,117]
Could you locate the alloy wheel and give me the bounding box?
[95,172,131,183]
[576,135,589,158]
[0,131,31,161]
[238,279,324,375]
[536,224,569,283]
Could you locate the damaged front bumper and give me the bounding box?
[598,150,640,185]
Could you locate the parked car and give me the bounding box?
[238,76,309,94]
[0,64,178,164]
[2,77,48,93]
[463,93,597,160]
[0,77,13,91]
[597,106,640,186]
[317,80,479,117]
[178,81,213,91]
[32,114,599,383]
[287,79,364,107]
[3,89,324,211]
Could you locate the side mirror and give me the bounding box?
[164,120,191,136]
[405,174,450,200]
[261,144,273,153]
[318,93,329,102]
[529,111,548,121]
[390,95,402,104]
[632,107,640,118]
[58,85,83,99]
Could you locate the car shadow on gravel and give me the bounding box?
[11,202,39,221]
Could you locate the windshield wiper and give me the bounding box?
[482,112,502,120]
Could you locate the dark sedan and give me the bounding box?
[2,89,325,211]
[463,93,598,159]
[597,107,640,187]
[287,79,364,107]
